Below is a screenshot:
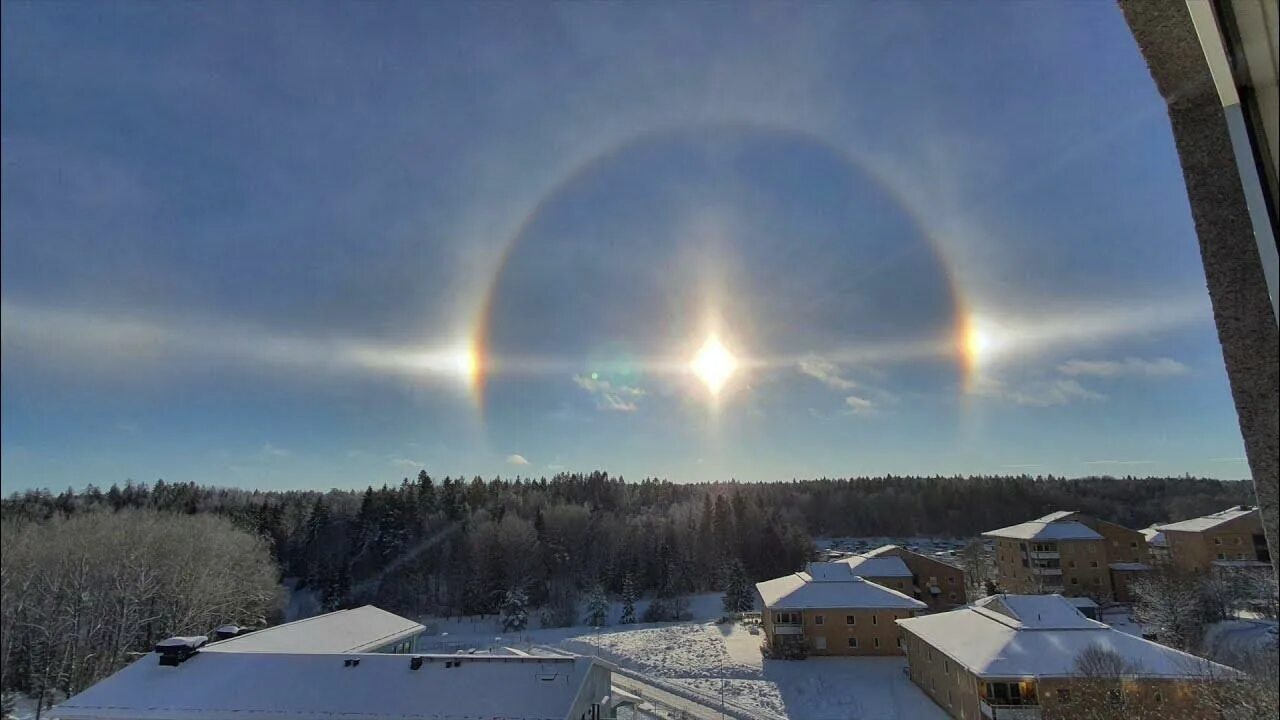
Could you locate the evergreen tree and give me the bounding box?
[583,584,610,627]
[619,574,637,624]
[721,558,754,613]
[500,587,529,632]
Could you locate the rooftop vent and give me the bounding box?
[343,658,361,667]
[212,624,246,641]
[410,656,424,671]
[155,636,207,666]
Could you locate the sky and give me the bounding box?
[0,1,1250,493]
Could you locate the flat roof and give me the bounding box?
[204,605,424,654]
[54,651,602,720]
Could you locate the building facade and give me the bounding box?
[984,511,1149,601]
[757,562,927,657]
[1157,506,1272,573]
[857,544,967,610]
[897,594,1232,720]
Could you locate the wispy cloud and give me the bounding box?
[1083,459,1155,466]
[506,454,529,466]
[261,442,290,458]
[842,395,876,415]
[572,374,645,412]
[389,457,423,469]
[973,375,1106,407]
[1003,463,1042,469]
[1209,456,1248,463]
[1058,357,1189,378]
[797,355,858,391]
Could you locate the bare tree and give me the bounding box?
[1045,644,1166,720]
[1,510,282,703]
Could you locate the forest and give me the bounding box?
[0,472,1254,707]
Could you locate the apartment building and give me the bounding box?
[897,594,1233,720]
[983,511,1149,601]
[1156,506,1271,573]
[847,544,967,610]
[756,561,927,657]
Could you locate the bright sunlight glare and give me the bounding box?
[690,334,739,396]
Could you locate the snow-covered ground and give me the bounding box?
[418,595,948,720]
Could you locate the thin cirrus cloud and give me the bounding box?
[572,374,645,412]
[797,355,859,391]
[1058,357,1189,378]
[843,395,876,415]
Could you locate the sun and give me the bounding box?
[690,334,738,395]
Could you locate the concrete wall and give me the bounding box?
[1120,0,1279,584]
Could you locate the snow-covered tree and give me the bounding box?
[721,559,754,613]
[619,575,637,624]
[500,587,529,632]
[583,584,610,627]
[1130,568,1209,651]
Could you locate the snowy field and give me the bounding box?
[418,593,949,720]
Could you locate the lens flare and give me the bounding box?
[690,334,738,395]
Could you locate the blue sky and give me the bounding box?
[0,1,1248,492]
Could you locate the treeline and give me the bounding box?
[1,473,1252,624]
[0,511,280,713]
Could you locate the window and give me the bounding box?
[1089,560,1098,568]
[949,592,957,600]
[1071,578,1079,585]
[1217,553,1227,560]
[1214,537,1223,545]
[1057,688,1071,702]
[1233,537,1241,545]
[1154,689,1163,703]
[944,660,950,675]
[874,637,881,648]
[848,637,858,648]
[947,690,953,705]
[872,615,878,625]
[774,611,800,625]
[1107,688,1124,705]
[814,614,825,625]
[846,615,856,625]
[1068,560,1076,568]
[1130,541,1138,548]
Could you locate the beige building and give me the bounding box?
[756,561,927,657]
[1156,506,1271,574]
[844,544,967,610]
[984,511,1150,601]
[897,594,1233,720]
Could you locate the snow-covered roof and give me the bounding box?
[1065,597,1098,610]
[1140,527,1168,547]
[54,651,603,720]
[1108,562,1152,571]
[1158,506,1259,533]
[839,554,913,578]
[1033,511,1078,523]
[756,563,927,610]
[982,518,1102,541]
[897,594,1232,679]
[204,605,423,654]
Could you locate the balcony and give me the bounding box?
[772,623,804,635]
[1029,566,1062,576]
[1028,550,1059,560]
[981,701,1042,720]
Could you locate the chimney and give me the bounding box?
[213,624,245,641]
